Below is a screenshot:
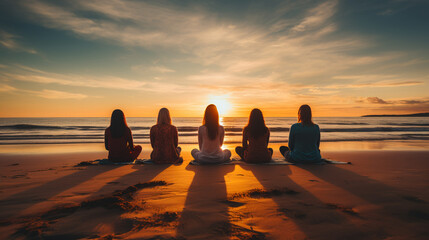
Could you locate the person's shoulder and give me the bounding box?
[243,126,249,133]
[219,125,225,131]
[105,127,110,134]
[198,125,205,132]
[170,124,177,131]
[291,123,301,128]
[313,124,320,129]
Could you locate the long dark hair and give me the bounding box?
[298,104,314,126]
[157,107,172,125]
[202,104,219,140]
[246,108,268,138]
[110,109,128,138]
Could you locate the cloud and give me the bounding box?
[30,89,87,99]
[9,0,427,115]
[0,82,86,99]
[1,64,146,90]
[0,30,37,54]
[0,83,17,92]
[1,64,198,94]
[131,64,175,73]
[366,97,389,104]
[330,74,424,88]
[357,96,429,105]
[291,0,338,32]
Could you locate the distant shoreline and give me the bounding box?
[362,112,429,117]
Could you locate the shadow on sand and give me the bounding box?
[0,165,116,218]
[176,163,235,239]
[239,164,370,239]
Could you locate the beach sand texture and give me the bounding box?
[1,150,428,239]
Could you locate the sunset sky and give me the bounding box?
[0,0,428,117]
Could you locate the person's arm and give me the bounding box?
[316,125,320,149]
[173,126,178,148]
[127,128,135,150]
[104,128,109,150]
[288,125,295,151]
[150,126,155,149]
[198,126,203,150]
[219,126,225,146]
[242,128,248,150]
[266,129,270,145]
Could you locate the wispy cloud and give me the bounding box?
[291,0,338,32]
[3,0,426,116]
[0,83,17,92]
[131,64,176,74]
[0,82,86,99]
[0,30,37,54]
[357,96,429,105]
[30,89,86,99]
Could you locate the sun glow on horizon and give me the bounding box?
[208,96,232,116]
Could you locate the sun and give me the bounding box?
[208,96,232,116]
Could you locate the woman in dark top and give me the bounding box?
[105,109,142,162]
[150,108,182,163]
[235,108,273,163]
[280,104,322,163]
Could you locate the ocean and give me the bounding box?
[1,117,428,146]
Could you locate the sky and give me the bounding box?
[0,0,428,117]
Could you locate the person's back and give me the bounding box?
[150,124,180,163]
[289,123,321,162]
[191,104,231,164]
[105,126,131,159]
[105,109,141,162]
[243,127,271,163]
[199,125,224,155]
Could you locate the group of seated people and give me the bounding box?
[104,104,322,164]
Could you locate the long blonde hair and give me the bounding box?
[157,108,172,125]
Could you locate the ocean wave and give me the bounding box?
[321,122,369,125]
[2,133,428,145]
[320,127,429,132]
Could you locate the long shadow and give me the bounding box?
[239,164,368,239]
[176,164,235,239]
[85,164,171,199]
[43,164,172,238]
[296,163,429,220]
[0,165,115,219]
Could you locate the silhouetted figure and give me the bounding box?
[150,108,182,163]
[280,104,322,163]
[104,109,142,162]
[235,108,273,163]
[191,104,231,163]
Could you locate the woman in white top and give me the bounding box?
[191,104,231,164]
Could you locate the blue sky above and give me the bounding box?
[0,0,428,117]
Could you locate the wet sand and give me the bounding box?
[0,149,428,239]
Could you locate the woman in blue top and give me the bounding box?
[280,104,322,163]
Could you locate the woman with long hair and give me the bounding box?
[191,104,231,163]
[104,109,142,162]
[235,108,273,163]
[150,108,182,163]
[279,104,322,163]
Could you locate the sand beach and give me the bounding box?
[1,144,428,239]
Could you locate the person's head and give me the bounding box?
[157,108,172,125]
[202,104,219,140]
[246,108,268,138]
[298,104,314,126]
[110,109,128,138]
